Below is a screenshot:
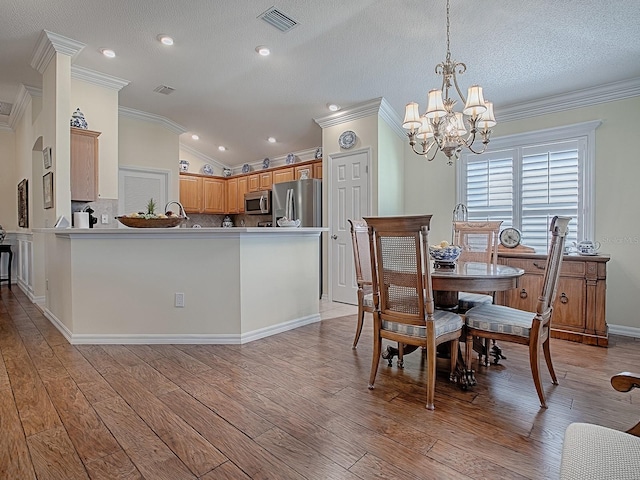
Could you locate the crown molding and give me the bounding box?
[378,97,405,139]
[0,121,10,132]
[23,85,42,97]
[30,30,85,74]
[118,106,186,135]
[179,144,227,170]
[497,76,640,123]
[314,97,384,128]
[71,65,129,91]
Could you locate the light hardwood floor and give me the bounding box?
[1,286,639,479]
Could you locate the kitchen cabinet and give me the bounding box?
[273,167,294,184]
[203,177,226,213]
[238,177,248,213]
[226,178,239,213]
[295,165,312,180]
[497,252,610,346]
[313,160,323,179]
[179,175,202,213]
[70,127,100,201]
[248,174,260,192]
[259,172,272,190]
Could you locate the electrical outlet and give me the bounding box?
[175,292,185,308]
[101,213,109,224]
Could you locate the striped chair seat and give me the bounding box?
[363,293,374,309]
[458,292,493,312]
[382,310,463,338]
[464,304,536,338]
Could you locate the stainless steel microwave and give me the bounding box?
[244,190,271,215]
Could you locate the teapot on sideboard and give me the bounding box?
[573,240,601,255]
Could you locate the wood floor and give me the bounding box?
[1,287,639,479]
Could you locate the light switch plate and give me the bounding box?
[101,214,108,224]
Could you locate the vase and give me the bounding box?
[70,108,88,129]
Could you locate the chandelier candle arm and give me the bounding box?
[402,0,497,163]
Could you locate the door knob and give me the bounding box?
[331,234,338,240]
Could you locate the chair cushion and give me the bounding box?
[382,310,463,339]
[458,292,493,312]
[363,293,374,309]
[560,423,640,479]
[465,304,535,338]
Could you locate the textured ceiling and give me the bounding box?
[1,0,639,167]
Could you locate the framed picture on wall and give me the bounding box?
[43,172,54,209]
[43,146,52,169]
[18,179,28,227]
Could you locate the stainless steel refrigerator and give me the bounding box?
[272,178,322,297]
[272,178,322,227]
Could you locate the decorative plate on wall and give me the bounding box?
[242,163,251,173]
[339,130,356,149]
[262,157,270,169]
[222,167,232,177]
[286,153,296,165]
[202,164,214,175]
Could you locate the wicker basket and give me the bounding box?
[116,216,184,228]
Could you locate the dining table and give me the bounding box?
[382,260,525,389]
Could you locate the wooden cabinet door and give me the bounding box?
[226,178,238,214]
[551,276,586,331]
[238,177,248,213]
[248,174,260,192]
[203,177,226,213]
[179,175,203,213]
[273,168,294,184]
[295,165,312,180]
[259,172,273,190]
[501,273,542,312]
[313,161,322,179]
[70,127,100,201]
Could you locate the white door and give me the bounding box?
[329,149,370,304]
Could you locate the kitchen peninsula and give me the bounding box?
[41,227,325,344]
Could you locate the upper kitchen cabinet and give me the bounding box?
[203,177,226,214]
[248,174,260,192]
[259,172,272,190]
[313,160,322,179]
[273,167,294,184]
[226,177,239,214]
[179,174,203,213]
[70,127,100,201]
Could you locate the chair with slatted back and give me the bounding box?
[463,216,571,408]
[453,220,503,365]
[364,215,464,410]
[348,219,375,348]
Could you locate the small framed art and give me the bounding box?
[43,146,52,169]
[18,179,28,227]
[43,172,54,209]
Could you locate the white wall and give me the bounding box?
[119,116,180,202]
[377,117,405,215]
[0,131,16,229]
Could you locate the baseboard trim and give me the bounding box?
[608,323,640,339]
[42,310,321,345]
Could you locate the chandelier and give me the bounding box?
[402,0,496,165]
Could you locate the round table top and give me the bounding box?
[431,261,524,292]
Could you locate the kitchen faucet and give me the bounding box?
[164,201,188,227]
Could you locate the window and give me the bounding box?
[457,121,600,253]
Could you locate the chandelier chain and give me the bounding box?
[445,0,451,62]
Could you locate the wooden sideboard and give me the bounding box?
[497,252,610,346]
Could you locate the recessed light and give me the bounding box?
[191,134,199,140]
[218,146,226,151]
[328,103,340,112]
[157,34,174,46]
[100,48,116,58]
[255,46,270,56]
[268,137,276,143]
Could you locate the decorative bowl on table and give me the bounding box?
[429,243,462,266]
[116,215,184,228]
[277,218,301,228]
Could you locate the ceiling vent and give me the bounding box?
[259,7,298,32]
[0,101,12,116]
[153,85,175,95]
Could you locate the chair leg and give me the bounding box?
[529,336,547,408]
[398,343,404,368]
[368,332,382,389]
[449,339,459,382]
[484,338,491,366]
[542,334,558,385]
[465,333,474,371]
[426,342,437,410]
[352,306,365,349]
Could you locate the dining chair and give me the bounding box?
[364,215,465,410]
[463,216,571,408]
[348,219,374,349]
[453,220,503,365]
